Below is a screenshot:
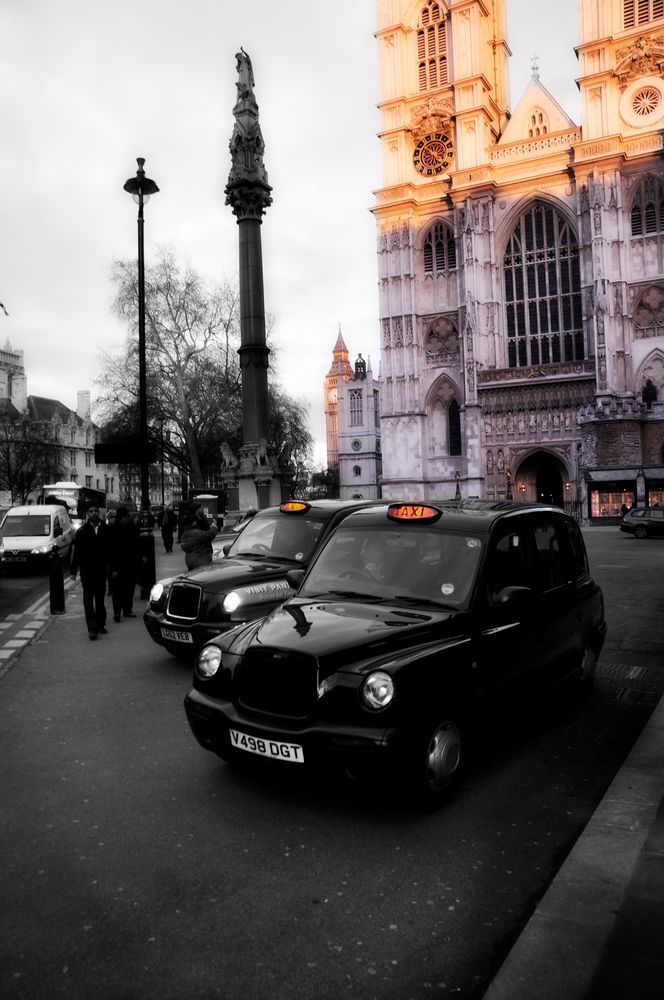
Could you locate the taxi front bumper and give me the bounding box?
[143,608,232,651]
[184,687,401,776]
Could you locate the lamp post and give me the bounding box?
[123,157,159,513]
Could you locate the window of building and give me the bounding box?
[624,0,664,29]
[527,109,549,137]
[85,451,92,467]
[630,176,664,236]
[417,2,448,92]
[374,390,380,428]
[85,476,93,488]
[423,222,456,273]
[353,465,362,477]
[70,450,77,467]
[70,428,76,444]
[349,389,363,427]
[448,399,461,456]
[503,202,584,368]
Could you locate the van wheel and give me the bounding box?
[402,715,463,810]
[635,525,647,539]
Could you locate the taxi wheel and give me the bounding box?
[404,716,463,809]
[577,646,597,696]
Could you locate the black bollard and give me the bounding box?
[49,550,65,614]
[138,529,156,600]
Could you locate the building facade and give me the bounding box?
[324,329,383,498]
[373,0,664,518]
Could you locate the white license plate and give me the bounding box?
[229,729,304,764]
[161,627,193,643]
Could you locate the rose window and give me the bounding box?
[632,87,661,117]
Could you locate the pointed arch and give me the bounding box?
[501,199,584,368]
[416,1,449,91]
[421,219,457,274]
[426,374,462,456]
[635,348,664,399]
[629,174,664,237]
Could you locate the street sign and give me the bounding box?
[94,440,157,465]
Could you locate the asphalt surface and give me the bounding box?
[1,529,662,999]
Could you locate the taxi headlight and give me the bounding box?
[223,591,241,613]
[362,671,395,710]
[150,582,164,603]
[196,646,222,679]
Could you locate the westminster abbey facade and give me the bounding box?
[374,0,664,518]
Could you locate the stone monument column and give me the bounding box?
[224,48,284,510]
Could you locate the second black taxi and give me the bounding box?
[144,499,381,656]
[185,501,607,808]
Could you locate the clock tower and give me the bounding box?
[324,326,353,468]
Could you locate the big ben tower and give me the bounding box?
[373,1,664,518]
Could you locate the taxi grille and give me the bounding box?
[237,649,318,720]
[167,582,202,621]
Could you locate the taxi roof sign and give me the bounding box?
[280,501,310,514]
[387,503,442,523]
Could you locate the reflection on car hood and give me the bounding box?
[167,556,299,593]
[232,597,461,674]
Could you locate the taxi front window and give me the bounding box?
[301,525,484,607]
[229,513,325,562]
[2,515,51,537]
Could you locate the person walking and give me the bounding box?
[179,505,218,570]
[70,502,110,640]
[107,507,141,621]
[160,504,177,554]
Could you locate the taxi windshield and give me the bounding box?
[228,513,325,563]
[300,524,484,608]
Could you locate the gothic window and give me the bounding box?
[448,399,461,456]
[503,202,584,368]
[423,222,457,273]
[633,285,664,330]
[642,378,658,407]
[353,465,362,477]
[417,2,448,91]
[630,176,664,236]
[527,109,549,137]
[349,389,363,427]
[623,0,664,28]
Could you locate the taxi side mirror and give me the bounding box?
[53,525,63,538]
[286,568,306,590]
[222,543,232,556]
[494,584,533,608]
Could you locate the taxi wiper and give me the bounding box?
[308,589,383,602]
[392,594,457,610]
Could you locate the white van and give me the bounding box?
[0,505,75,570]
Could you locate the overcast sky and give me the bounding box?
[0,0,580,466]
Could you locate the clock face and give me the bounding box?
[328,387,337,404]
[413,132,454,176]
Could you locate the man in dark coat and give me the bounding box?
[107,507,141,621]
[70,502,110,640]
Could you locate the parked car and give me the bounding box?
[144,499,383,657]
[185,500,607,808]
[619,506,664,538]
[0,504,76,570]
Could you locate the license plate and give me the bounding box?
[161,627,193,643]
[4,555,27,562]
[229,729,304,764]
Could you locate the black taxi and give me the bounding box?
[184,501,607,807]
[144,499,381,656]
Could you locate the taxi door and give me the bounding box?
[471,519,547,710]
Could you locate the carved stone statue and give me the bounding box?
[235,48,255,99]
[255,437,271,467]
[220,441,239,469]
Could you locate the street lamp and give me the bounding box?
[123,157,159,513]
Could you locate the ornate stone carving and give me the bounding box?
[220,441,239,469]
[408,97,455,140]
[614,33,664,91]
[225,49,272,221]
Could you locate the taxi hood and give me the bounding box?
[233,597,462,675]
[172,555,302,592]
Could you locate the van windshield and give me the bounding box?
[2,515,51,537]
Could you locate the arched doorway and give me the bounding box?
[514,451,567,507]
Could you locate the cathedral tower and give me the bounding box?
[373,0,664,517]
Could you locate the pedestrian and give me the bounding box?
[179,505,218,570]
[160,503,177,554]
[107,507,141,621]
[70,502,110,640]
[105,509,117,594]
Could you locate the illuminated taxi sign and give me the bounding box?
[280,501,310,514]
[387,503,442,523]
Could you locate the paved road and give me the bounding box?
[0,529,662,1000]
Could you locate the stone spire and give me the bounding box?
[225,48,272,220]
